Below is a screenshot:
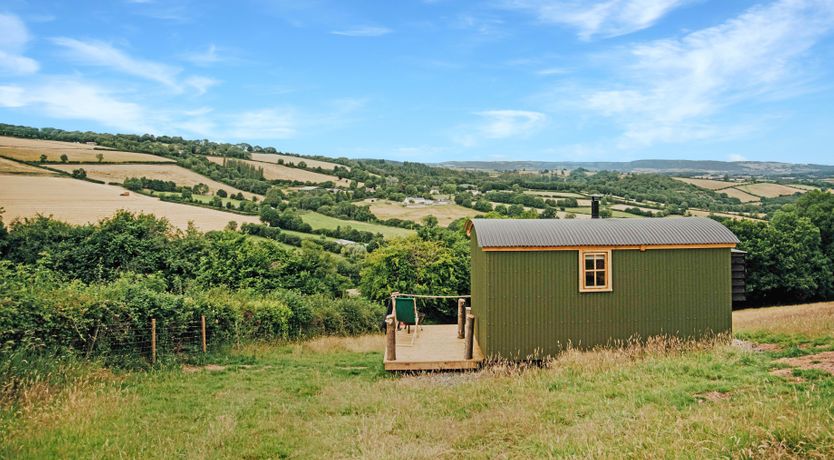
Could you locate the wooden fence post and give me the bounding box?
[464,312,474,360]
[201,315,207,353]
[457,298,466,339]
[151,318,157,364]
[385,314,396,361]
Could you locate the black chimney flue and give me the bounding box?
[591,195,600,219]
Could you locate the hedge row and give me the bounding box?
[0,262,384,359]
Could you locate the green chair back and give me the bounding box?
[395,297,417,324]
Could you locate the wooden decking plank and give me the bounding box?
[383,324,484,371]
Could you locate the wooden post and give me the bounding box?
[151,318,157,364]
[464,312,474,360]
[201,315,207,353]
[457,298,466,339]
[385,314,396,361]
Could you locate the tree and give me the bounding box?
[59,154,69,163]
[725,210,832,304]
[794,190,834,262]
[71,168,87,179]
[264,187,285,207]
[360,237,469,321]
[193,183,209,195]
[0,207,7,256]
[216,189,228,198]
[540,207,558,219]
[96,153,104,163]
[39,154,47,163]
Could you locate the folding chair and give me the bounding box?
[394,296,421,346]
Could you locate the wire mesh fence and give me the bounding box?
[78,315,214,366]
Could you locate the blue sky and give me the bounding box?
[1,0,834,164]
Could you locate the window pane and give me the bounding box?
[596,256,605,270]
[585,272,595,287]
[596,271,606,287]
[585,256,594,270]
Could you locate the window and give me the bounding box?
[579,250,612,292]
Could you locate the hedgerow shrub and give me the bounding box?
[0,262,384,361]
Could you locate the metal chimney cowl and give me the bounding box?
[591,195,600,219]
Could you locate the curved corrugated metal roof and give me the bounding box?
[468,217,739,248]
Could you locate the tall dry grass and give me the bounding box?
[734,302,834,336]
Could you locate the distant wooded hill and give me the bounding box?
[438,159,834,176]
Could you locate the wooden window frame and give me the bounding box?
[579,249,612,293]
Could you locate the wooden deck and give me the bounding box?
[383,324,484,371]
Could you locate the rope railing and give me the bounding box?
[391,293,471,299]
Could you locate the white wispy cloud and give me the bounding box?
[51,37,218,95]
[498,0,691,39]
[0,13,39,75]
[477,110,547,138]
[184,76,220,95]
[183,44,223,66]
[0,79,153,132]
[226,109,297,140]
[331,26,392,37]
[455,109,547,146]
[580,0,834,146]
[52,37,181,87]
[536,67,570,76]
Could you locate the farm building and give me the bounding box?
[465,217,740,359]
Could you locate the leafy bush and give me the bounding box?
[0,263,384,361]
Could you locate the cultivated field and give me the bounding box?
[362,199,476,226]
[205,156,351,187]
[49,163,261,200]
[736,182,807,198]
[0,157,54,175]
[718,187,761,203]
[673,177,740,190]
[249,153,350,171]
[0,136,173,163]
[0,174,260,231]
[300,211,414,239]
[3,303,833,458]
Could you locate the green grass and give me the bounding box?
[3,306,834,458]
[565,207,642,218]
[300,211,415,239]
[154,191,245,208]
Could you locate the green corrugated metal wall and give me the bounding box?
[470,230,732,359]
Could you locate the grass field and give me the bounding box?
[688,208,765,221]
[736,183,807,198]
[49,163,261,200]
[524,190,586,198]
[205,156,351,187]
[362,199,477,226]
[0,174,260,231]
[610,204,659,213]
[2,303,832,458]
[0,136,173,163]
[249,153,350,171]
[566,207,642,218]
[300,211,415,239]
[0,157,54,175]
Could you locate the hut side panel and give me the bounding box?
[470,235,490,354]
[472,245,732,358]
